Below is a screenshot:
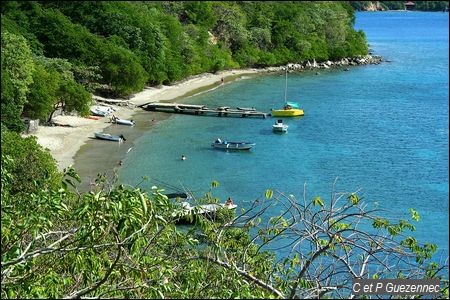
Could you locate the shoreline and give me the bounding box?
[30,68,262,174]
[29,55,382,186]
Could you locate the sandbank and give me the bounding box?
[30,69,261,172]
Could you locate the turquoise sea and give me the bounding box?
[118,12,449,258]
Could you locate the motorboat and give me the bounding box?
[94,132,125,142]
[211,138,255,150]
[273,119,288,132]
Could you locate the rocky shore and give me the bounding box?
[261,54,383,73]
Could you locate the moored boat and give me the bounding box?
[211,138,255,150]
[94,132,125,142]
[271,70,305,117]
[271,105,304,117]
[273,119,289,132]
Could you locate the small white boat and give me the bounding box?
[112,117,135,126]
[211,138,255,150]
[90,105,114,117]
[273,119,288,132]
[94,132,125,142]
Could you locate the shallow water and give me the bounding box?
[80,12,450,258]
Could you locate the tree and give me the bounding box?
[23,56,92,123]
[23,63,60,120]
[100,44,148,96]
[55,79,91,119]
[1,31,35,132]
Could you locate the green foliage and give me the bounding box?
[23,63,60,120]
[23,56,93,121]
[1,127,62,196]
[1,30,35,132]
[1,1,370,98]
[100,43,148,96]
[56,79,91,117]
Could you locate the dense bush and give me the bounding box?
[1,127,62,196]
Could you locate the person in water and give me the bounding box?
[181,155,186,160]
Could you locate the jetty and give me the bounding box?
[139,102,267,118]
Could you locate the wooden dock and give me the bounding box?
[139,102,267,118]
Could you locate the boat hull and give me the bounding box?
[94,132,123,142]
[273,124,288,132]
[211,142,255,150]
[114,119,135,126]
[271,108,304,117]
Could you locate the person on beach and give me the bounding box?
[110,114,118,123]
[221,77,224,85]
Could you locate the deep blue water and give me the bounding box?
[119,12,449,257]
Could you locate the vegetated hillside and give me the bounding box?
[350,1,449,11]
[2,1,367,98]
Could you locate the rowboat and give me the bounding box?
[211,138,255,150]
[94,132,125,142]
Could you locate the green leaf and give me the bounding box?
[312,196,324,207]
[265,189,273,199]
[348,193,359,205]
[140,193,148,215]
[409,208,420,222]
[211,180,219,188]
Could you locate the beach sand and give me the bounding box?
[29,69,261,178]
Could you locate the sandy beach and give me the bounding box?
[29,69,261,172]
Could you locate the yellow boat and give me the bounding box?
[271,106,304,117]
[271,70,305,117]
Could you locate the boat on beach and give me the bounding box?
[90,105,115,117]
[111,115,135,126]
[94,132,126,142]
[211,138,255,150]
[273,119,288,132]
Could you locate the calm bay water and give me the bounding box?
[118,12,449,257]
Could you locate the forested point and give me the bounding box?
[1,1,448,298]
[350,1,449,11]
